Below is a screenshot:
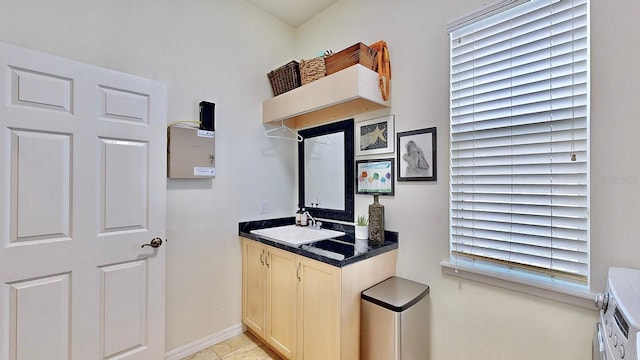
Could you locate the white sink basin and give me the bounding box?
[250,225,345,246]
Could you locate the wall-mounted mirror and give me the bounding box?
[298,119,354,222]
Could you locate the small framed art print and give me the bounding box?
[355,115,394,156]
[397,127,437,181]
[356,158,395,195]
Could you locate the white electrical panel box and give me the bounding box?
[167,126,215,178]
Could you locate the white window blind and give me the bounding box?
[449,0,589,283]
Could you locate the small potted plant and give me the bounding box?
[355,214,369,240]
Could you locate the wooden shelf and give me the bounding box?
[262,64,391,129]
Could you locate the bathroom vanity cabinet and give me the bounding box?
[241,237,397,360]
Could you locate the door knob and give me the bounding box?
[141,237,163,248]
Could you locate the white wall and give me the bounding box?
[0,0,299,352]
[295,0,640,359]
[2,0,639,358]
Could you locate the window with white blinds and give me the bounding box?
[449,0,589,284]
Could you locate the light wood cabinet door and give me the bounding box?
[265,246,297,358]
[296,257,341,360]
[242,236,397,360]
[242,238,266,336]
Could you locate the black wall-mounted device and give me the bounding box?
[199,101,215,131]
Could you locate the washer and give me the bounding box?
[593,267,640,360]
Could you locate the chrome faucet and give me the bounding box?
[304,211,322,229]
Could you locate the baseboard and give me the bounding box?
[165,323,245,360]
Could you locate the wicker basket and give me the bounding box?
[299,57,326,85]
[325,43,377,75]
[267,61,301,96]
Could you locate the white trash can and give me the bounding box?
[361,276,430,360]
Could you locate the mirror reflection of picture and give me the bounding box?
[355,115,394,156]
[397,127,437,181]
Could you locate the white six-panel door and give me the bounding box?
[0,42,167,359]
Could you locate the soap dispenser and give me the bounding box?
[300,207,308,226]
[295,205,302,226]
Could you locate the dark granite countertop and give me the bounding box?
[239,217,398,268]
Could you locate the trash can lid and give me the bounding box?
[361,276,430,312]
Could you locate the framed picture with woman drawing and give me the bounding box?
[397,127,437,181]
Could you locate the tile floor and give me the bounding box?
[183,331,283,360]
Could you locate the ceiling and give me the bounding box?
[246,0,337,27]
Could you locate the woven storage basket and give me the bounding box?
[267,61,301,96]
[325,43,377,75]
[299,57,326,85]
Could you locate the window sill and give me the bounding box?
[440,261,597,310]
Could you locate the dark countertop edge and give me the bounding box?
[238,217,398,268]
